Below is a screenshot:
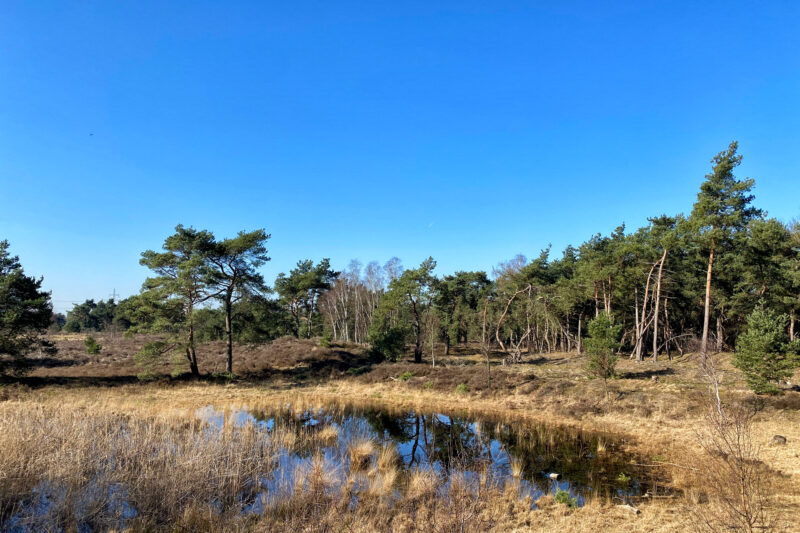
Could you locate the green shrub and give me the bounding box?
[134,340,169,380]
[455,383,469,395]
[616,472,631,484]
[210,371,237,382]
[346,366,369,376]
[424,380,434,390]
[136,370,158,382]
[554,489,577,508]
[398,371,413,382]
[585,313,622,382]
[84,335,102,355]
[369,326,407,362]
[168,351,189,375]
[319,331,333,347]
[734,305,799,394]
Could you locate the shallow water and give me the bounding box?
[3,402,670,531]
[196,402,669,507]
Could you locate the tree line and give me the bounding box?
[3,141,799,391]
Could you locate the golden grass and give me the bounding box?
[510,457,524,479]
[348,437,375,471]
[377,442,398,472]
[316,423,340,445]
[2,348,799,531]
[596,436,607,454]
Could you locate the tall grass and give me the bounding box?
[0,404,278,530]
[0,403,533,532]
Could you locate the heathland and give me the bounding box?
[3,142,800,531]
[1,333,798,532]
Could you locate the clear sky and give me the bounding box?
[1,1,799,312]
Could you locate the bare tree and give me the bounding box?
[692,356,773,532]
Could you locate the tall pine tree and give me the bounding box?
[690,142,761,357]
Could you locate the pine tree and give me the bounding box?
[370,257,436,363]
[690,142,761,357]
[0,240,55,374]
[204,229,270,373]
[734,305,799,394]
[137,225,217,377]
[585,312,622,391]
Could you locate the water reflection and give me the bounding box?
[196,403,669,507]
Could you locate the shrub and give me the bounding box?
[734,305,799,394]
[84,335,102,355]
[424,380,434,390]
[346,366,369,376]
[616,472,630,484]
[134,341,169,380]
[210,371,237,382]
[455,383,469,395]
[398,371,413,382]
[554,489,577,508]
[136,370,158,382]
[319,331,333,347]
[369,326,407,362]
[585,313,622,384]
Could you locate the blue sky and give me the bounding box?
[1,1,799,312]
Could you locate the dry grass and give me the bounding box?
[316,423,340,445]
[348,438,375,470]
[0,403,276,530]
[2,336,799,531]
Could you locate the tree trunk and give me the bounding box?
[430,322,435,368]
[482,297,490,388]
[410,296,422,363]
[715,313,724,353]
[225,297,233,374]
[665,299,672,360]
[634,261,657,362]
[187,303,199,376]
[495,285,530,353]
[186,346,198,376]
[291,301,301,338]
[414,344,422,363]
[652,248,666,361]
[577,313,583,354]
[700,246,715,358]
[307,292,316,339]
[791,310,796,342]
[544,319,551,353]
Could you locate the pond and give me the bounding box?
[196,402,670,509]
[2,400,675,531]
